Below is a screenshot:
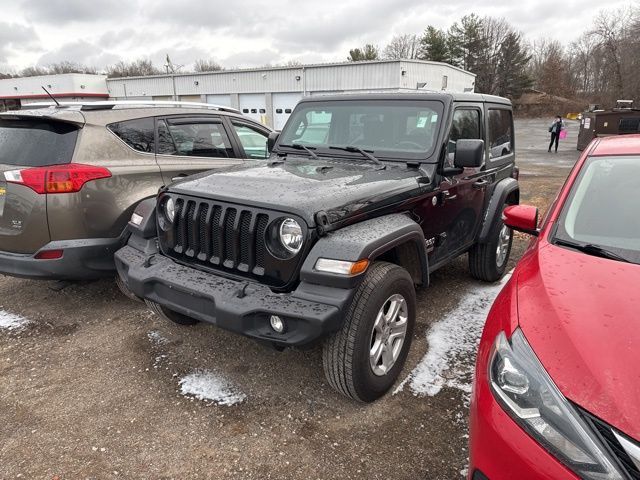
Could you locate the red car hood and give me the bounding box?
[517,242,640,440]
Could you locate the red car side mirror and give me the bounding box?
[503,205,540,236]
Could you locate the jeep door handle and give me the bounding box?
[442,190,458,201]
[473,179,489,189]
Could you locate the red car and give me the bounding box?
[468,135,640,480]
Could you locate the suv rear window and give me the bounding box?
[108,117,155,153]
[0,120,78,166]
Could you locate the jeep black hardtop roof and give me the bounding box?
[298,92,511,106]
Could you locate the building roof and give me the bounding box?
[106,59,476,81]
[0,73,108,100]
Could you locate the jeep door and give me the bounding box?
[433,104,489,263]
[154,116,244,184]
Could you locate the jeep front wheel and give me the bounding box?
[145,300,199,326]
[322,261,416,402]
[468,206,513,282]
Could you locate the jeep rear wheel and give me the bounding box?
[322,261,416,402]
[145,300,199,326]
[468,205,513,282]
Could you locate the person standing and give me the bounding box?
[548,115,565,153]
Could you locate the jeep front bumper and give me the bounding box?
[114,244,354,347]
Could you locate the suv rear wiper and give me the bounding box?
[554,238,631,263]
[328,146,386,170]
[278,143,320,160]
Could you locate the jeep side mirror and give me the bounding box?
[454,139,485,168]
[503,205,539,236]
[267,132,280,153]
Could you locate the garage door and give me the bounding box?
[206,94,232,108]
[179,95,202,103]
[239,93,267,125]
[272,92,303,131]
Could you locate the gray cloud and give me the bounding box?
[21,0,130,23]
[0,22,40,63]
[2,0,634,72]
[37,40,120,68]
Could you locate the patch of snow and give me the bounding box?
[396,272,512,398]
[178,370,246,406]
[147,330,169,346]
[0,310,29,331]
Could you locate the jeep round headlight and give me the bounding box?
[279,218,303,254]
[165,197,176,223]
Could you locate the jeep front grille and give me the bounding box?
[170,197,269,275]
[157,194,306,288]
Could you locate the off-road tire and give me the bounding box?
[322,261,416,402]
[145,300,199,326]
[115,275,142,303]
[468,204,513,282]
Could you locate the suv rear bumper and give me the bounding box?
[114,244,354,347]
[0,237,125,280]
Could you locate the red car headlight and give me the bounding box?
[489,329,624,480]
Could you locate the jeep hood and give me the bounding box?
[168,159,428,226]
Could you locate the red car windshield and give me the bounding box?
[554,155,640,265]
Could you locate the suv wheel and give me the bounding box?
[322,262,416,402]
[145,300,199,326]
[468,205,513,282]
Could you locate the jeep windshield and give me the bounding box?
[277,99,444,161]
[553,155,640,264]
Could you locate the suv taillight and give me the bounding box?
[4,164,112,194]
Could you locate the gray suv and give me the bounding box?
[0,101,272,280]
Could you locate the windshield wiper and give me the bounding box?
[554,238,631,263]
[328,146,386,170]
[278,143,320,160]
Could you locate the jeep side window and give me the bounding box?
[447,109,481,164]
[165,121,234,158]
[488,109,513,159]
[108,117,155,153]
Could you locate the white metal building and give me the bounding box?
[106,60,476,129]
[0,74,109,110]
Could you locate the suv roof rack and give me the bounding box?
[22,100,240,114]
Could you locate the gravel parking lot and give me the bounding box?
[0,118,581,480]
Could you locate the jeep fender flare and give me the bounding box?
[300,213,429,289]
[128,197,158,239]
[478,177,519,244]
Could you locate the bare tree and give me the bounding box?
[474,17,511,94]
[589,8,632,99]
[19,66,49,77]
[194,58,223,72]
[347,44,379,62]
[383,34,420,60]
[106,59,160,78]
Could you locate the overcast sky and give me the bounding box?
[0,0,633,73]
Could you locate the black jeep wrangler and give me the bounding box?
[115,93,519,402]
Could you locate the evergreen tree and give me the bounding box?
[419,26,449,62]
[496,31,533,98]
